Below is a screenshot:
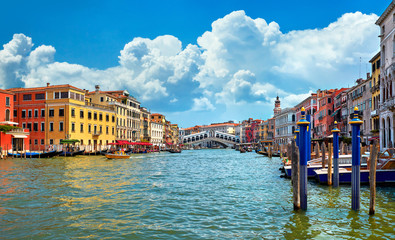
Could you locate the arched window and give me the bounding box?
[5,109,10,121]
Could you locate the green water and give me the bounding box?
[0,149,394,239]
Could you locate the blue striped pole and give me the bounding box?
[297,107,310,211]
[350,107,363,211]
[306,114,311,162]
[332,121,340,187]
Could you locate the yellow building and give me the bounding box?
[140,107,151,142]
[45,84,116,149]
[170,124,179,145]
[370,52,380,135]
[87,86,141,142]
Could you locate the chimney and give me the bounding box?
[47,83,50,87]
[95,85,100,92]
[367,72,371,79]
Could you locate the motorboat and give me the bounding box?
[105,150,130,159]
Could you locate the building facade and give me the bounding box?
[274,108,296,145]
[376,2,395,148]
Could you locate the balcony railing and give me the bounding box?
[370,85,380,93]
[92,131,102,136]
[380,97,395,111]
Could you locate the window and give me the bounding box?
[80,110,84,118]
[71,122,75,132]
[28,110,32,118]
[100,97,104,102]
[49,139,53,145]
[106,114,109,122]
[328,98,331,103]
[54,92,60,99]
[22,110,26,118]
[112,115,115,122]
[41,122,45,131]
[59,108,64,117]
[34,109,38,118]
[35,93,45,100]
[5,97,10,106]
[59,122,64,131]
[23,94,32,101]
[80,123,84,133]
[61,92,68,99]
[27,123,32,131]
[112,127,114,135]
[22,123,26,128]
[49,109,54,117]
[33,123,38,131]
[13,109,17,117]
[94,112,97,120]
[41,109,45,117]
[328,110,332,116]
[88,124,91,133]
[99,125,102,133]
[71,108,75,117]
[106,126,109,134]
[34,139,38,145]
[41,139,44,145]
[13,95,16,101]
[88,111,92,120]
[5,109,10,121]
[99,113,103,121]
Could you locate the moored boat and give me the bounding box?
[105,150,130,159]
[283,154,369,178]
[7,150,59,158]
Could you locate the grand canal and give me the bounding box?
[0,149,394,239]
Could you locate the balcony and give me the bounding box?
[370,85,380,93]
[92,131,102,136]
[351,92,363,100]
[380,97,395,111]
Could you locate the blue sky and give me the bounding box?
[0,0,390,127]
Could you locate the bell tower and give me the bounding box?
[274,96,281,115]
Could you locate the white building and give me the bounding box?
[274,107,297,145]
[199,122,238,136]
[150,121,163,147]
[376,1,395,149]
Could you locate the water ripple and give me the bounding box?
[0,149,394,239]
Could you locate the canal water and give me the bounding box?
[0,149,394,239]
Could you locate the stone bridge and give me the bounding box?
[182,130,239,147]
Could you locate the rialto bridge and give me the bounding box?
[182,130,240,147]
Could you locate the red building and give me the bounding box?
[8,87,46,151]
[0,89,30,153]
[314,89,336,138]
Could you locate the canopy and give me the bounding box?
[60,139,80,144]
[12,134,27,139]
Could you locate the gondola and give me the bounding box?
[169,149,182,153]
[58,150,85,157]
[7,150,59,158]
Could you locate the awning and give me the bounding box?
[12,134,27,138]
[0,121,18,125]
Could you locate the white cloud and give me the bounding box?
[191,97,215,111]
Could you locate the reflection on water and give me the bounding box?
[0,150,394,239]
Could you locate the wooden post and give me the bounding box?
[24,144,26,159]
[340,141,343,155]
[291,141,300,210]
[328,142,333,185]
[315,143,319,159]
[321,143,326,168]
[369,140,378,215]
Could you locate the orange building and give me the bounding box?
[0,89,30,153]
[8,86,46,150]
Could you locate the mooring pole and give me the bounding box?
[297,107,310,211]
[306,114,311,162]
[332,121,340,187]
[350,107,363,211]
